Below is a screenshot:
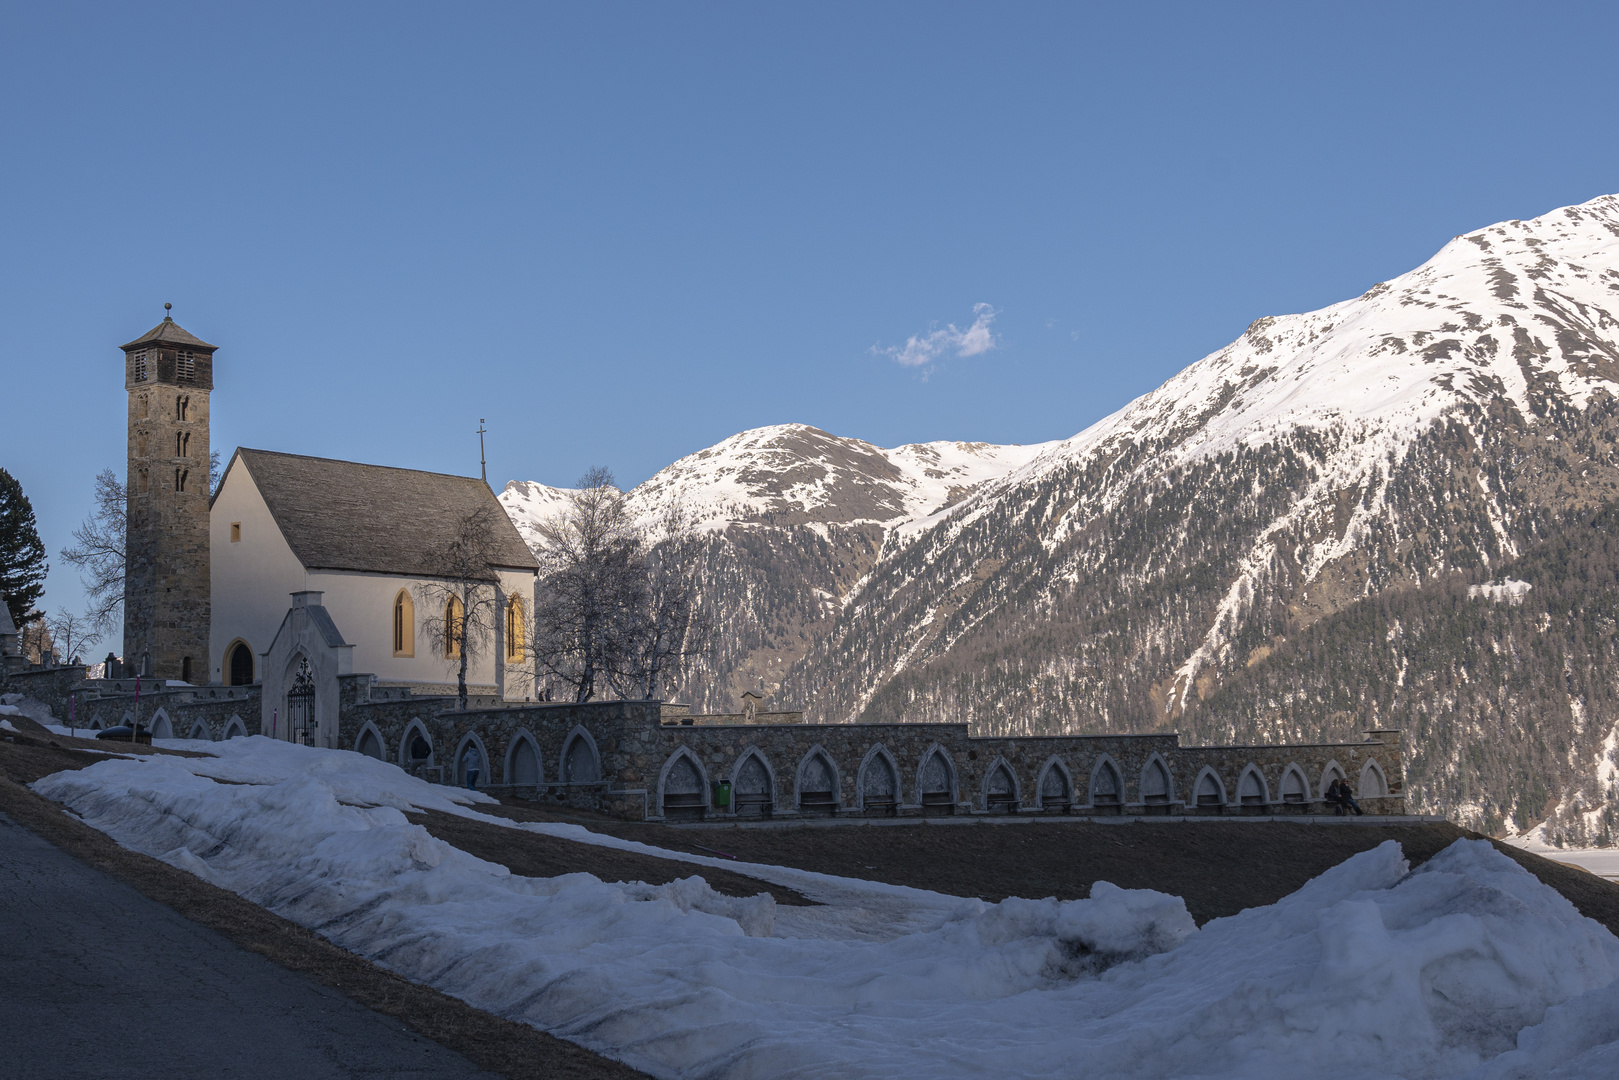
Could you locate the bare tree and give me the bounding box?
[46,608,98,666]
[59,469,126,638]
[418,505,508,712]
[19,619,56,665]
[531,468,646,703]
[612,505,714,700]
[532,471,713,703]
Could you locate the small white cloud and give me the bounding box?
[875,303,1000,368]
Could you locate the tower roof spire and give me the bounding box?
[121,304,216,351]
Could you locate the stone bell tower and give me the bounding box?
[121,306,216,682]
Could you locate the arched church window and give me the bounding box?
[177,396,189,421]
[506,596,525,661]
[444,595,463,658]
[393,590,415,657]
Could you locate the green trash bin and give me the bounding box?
[713,780,732,808]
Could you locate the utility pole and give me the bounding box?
[478,419,487,483]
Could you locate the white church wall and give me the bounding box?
[305,567,537,699]
[210,461,307,685]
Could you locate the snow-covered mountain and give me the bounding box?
[500,427,1052,702]
[918,193,1619,709]
[506,194,1619,840]
[502,426,1050,535]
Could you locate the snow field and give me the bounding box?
[32,736,1619,1079]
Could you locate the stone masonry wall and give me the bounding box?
[15,665,1405,822]
[2,668,261,739]
[332,696,1407,821]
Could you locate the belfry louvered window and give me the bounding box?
[132,350,148,381]
[177,351,196,382]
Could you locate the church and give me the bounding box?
[118,311,539,746]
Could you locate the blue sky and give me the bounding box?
[5,2,1619,619]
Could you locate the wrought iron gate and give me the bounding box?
[286,657,315,744]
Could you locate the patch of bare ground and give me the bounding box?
[405,807,814,906]
[0,733,648,1080]
[478,798,1619,935]
[0,726,211,787]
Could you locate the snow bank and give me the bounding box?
[33,738,1619,1079]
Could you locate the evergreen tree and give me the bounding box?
[0,467,48,628]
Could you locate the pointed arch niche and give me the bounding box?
[731,747,775,818]
[1036,757,1073,812]
[982,756,1020,812]
[795,744,840,816]
[1360,759,1389,799]
[1192,767,1227,814]
[1237,764,1270,814]
[505,730,542,786]
[453,733,490,787]
[354,722,386,761]
[916,744,957,816]
[1280,764,1310,812]
[222,715,247,740]
[659,747,708,820]
[1089,755,1123,814]
[1138,753,1174,813]
[1319,759,1347,796]
[400,718,434,771]
[857,744,900,816]
[560,726,601,784]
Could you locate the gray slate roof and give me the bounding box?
[121,316,217,351]
[229,449,539,577]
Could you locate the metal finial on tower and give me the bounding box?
[164,302,172,320]
[478,419,487,483]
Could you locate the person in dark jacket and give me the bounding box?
[1328,777,1364,816]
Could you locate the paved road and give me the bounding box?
[0,812,504,1080]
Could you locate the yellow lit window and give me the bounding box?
[393,590,415,657]
[506,596,525,661]
[443,595,463,658]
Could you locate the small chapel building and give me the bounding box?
[210,448,540,741]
